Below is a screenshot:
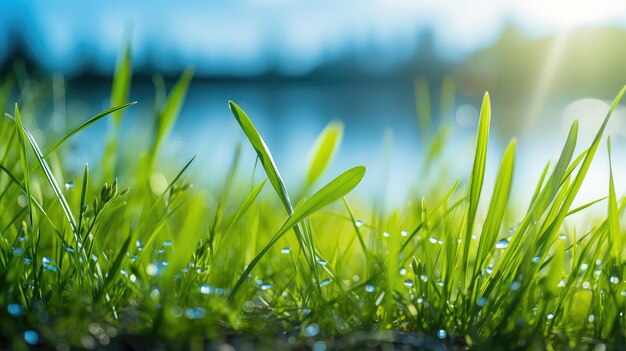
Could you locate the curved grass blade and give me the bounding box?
[224,179,266,235]
[44,102,137,157]
[306,121,343,186]
[228,165,365,300]
[13,104,33,227]
[15,108,78,236]
[229,101,293,214]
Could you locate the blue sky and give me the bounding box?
[1,0,626,75]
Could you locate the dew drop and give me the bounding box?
[558,233,567,240]
[200,284,213,295]
[403,279,414,287]
[7,303,22,316]
[508,223,519,234]
[420,275,429,282]
[401,230,409,237]
[477,297,488,307]
[313,340,326,351]
[146,264,158,276]
[429,237,438,244]
[185,307,206,319]
[365,284,375,293]
[582,281,590,289]
[581,263,589,271]
[437,329,446,339]
[316,259,328,266]
[531,256,541,264]
[610,276,619,284]
[495,239,509,249]
[588,314,595,323]
[436,280,444,287]
[399,268,407,275]
[64,181,75,190]
[23,257,33,264]
[23,330,39,345]
[305,323,320,337]
[546,313,554,320]
[281,247,291,254]
[319,279,332,287]
[11,247,23,256]
[260,283,273,290]
[557,278,566,288]
[63,244,76,253]
[354,220,364,227]
[301,307,310,316]
[510,281,522,291]
[163,240,173,247]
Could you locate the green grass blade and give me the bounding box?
[475,139,516,270]
[13,104,33,227]
[462,92,491,281]
[228,165,365,300]
[152,68,194,156]
[224,179,267,235]
[606,137,622,261]
[229,101,294,214]
[306,121,343,187]
[19,115,78,236]
[44,102,137,157]
[77,163,89,236]
[110,43,132,125]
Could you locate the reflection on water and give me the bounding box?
[60,80,626,214]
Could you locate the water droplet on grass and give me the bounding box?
[403,279,414,287]
[508,223,519,234]
[581,263,589,270]
[200,284,213,295]
[23,330,39,345]
[354,220,363,227]
[305,323,320,337]
[495,239,509,249]
[399,268,406,275]
[281,247,291,254]
[531,256,540,264]
[582,281,590,289]
[64,181,75,190]
[146,264,158,276]
[42,257,57,272]
[400,230,409,237]
[313,340,326,351]
[546,313,554,320]
[558,233,567,240]
[609,276,619,284]
[510,281,522,291]
[7,303,22,316]
[11,247,23,256]
[261,283,273,290]
[301,307,310,316]
[588,314,595,323]
[319,279,331,287]
[163,240,173,247]
[420,275,428,282]
[383,232,391,237]
[429,237,438,244]
[185,307,206,319]
[316,259,328,266]
[437,329,446,339]
[365,284,375,293]
[120,269,128,276]
[23,257,33,264]
[557,279,566,288]
[63,244,76,253]
[477,297,488,307]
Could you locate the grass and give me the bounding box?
[0,56,624,350]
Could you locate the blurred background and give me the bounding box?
[2,0,626,208]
